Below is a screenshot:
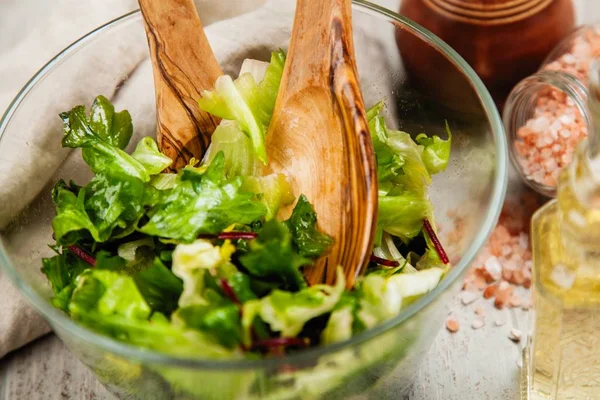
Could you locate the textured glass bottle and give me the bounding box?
[523,61,600,399]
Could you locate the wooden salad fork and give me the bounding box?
[139,0,223,169]
[264,0,378,287]
[140,0,377,287]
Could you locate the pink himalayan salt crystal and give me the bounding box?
[446,317,460,333]
[514,30,600,188]
[457,197,538,328]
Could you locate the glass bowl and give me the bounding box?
[0,1,507,399]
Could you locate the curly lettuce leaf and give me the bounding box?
[415,121,452,175]
[242,173,294,220]
[169,240,244,348]
[174,301,242,349]
[198,50,286,164]
[94,239,183,314]
[131,137,173,175]
[41,248,88,310]
[60,99,148,183]
[320,304,353,345]
[51,180,101,244]
[56,97,168,242]
[69,270,235,358]
[357,268,444,329]
[84,173,146,241]
[378,193,432,243]
[367,103,405,185]
[384,130,431,195]
[139,152,267,242]
[70,269,151,321]
[88,95,133,150]
[284,195,333,258]
[134,258,183,315]
[171,238,235,307]
[202,121,257,177]
[239,219,308,292]
[241,269,345,343]
[366,101,439,244]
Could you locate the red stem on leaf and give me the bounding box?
[370,254,400,267]
[423,219,449,264]
[198,232,258,240]
[67,245,96,267]
[219,278,241,305]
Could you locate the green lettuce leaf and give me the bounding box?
[174,301,242,349]
[320,304,353,345]
[41,250,87,294]
[88,95,133,150]
[241,268,345,342]
[357,268,444,329]
[285,195,333,258]
[134,258,183,315]
[42,247,89,310]
[224,272,257,303]
[51,180,100,244]
[415,121,452,175]
[56,97,164,242]
[69,270,235,358]
[70,269,151,320]
[242,173,294,220]
[238,220,308,292]
[139,152,267,242]
[378,193,432,242]
[84,173,146,241]
[95,239,183,314]
[202,121,258,177]
[171,238,235,307]
[384,129,431,195]
[131,137,173,175]
[366,101,431,193]
[60,98,149,183]
[198,50,286,164]
[367,104,405,185]
[169,240,244,348]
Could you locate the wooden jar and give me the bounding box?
[397,0,576,110]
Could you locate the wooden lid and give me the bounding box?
[424,0,553,25]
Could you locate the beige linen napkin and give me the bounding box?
[0,0,397,359]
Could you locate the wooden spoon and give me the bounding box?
[265,0,378,287]
[139,0,223,169]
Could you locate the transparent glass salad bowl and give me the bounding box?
[0,1,507,399]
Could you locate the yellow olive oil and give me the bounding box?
[523,142,600,399]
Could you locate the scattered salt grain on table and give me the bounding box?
[446,316,460,333]
[447,195,540,336]
[509,329,522,343]
[471,318,485,330]
[461,199,535,310]
[460,291,478,305]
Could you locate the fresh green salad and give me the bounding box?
[42,50,451,359]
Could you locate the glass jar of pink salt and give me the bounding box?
[504,25,600,197]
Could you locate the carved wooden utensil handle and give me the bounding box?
[139,0,223,169]
[266,0,378,287]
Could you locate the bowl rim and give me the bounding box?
[0,0,508,370]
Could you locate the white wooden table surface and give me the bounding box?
[0,0,593,399]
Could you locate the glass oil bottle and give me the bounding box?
[523,60,600,399]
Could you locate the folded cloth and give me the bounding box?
[0,0,398,359]
[0,0,268,359]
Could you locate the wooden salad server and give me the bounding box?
[265,0,378,287]
[139,0,223,169]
